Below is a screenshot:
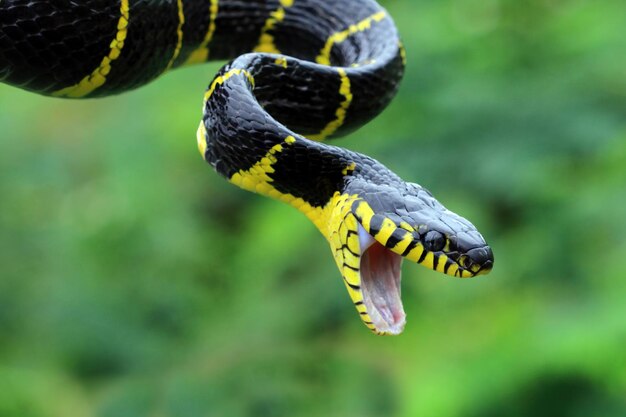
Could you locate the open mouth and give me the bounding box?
[330,198,493,335]
[357,223,405,335]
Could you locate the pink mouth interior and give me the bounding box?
[358,224,406,334]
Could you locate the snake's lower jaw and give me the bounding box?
[325,194,407,335]
[358,224,406,335]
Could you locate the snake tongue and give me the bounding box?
[358,224,406,335]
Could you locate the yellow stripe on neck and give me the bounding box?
[52,0,130,98]
[253,0,295,54]
[309,68,353,141]
[229,135,345,234]
[203,68,255,103]
[316,11,387,66]
[165,0,186,71]
[196,122,208,157]
[185,0,219,65]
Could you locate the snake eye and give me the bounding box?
[424,231,445,252]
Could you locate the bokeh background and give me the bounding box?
[1,0,625,416]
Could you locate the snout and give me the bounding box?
[465,245,494,275]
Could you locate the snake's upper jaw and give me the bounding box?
[358,223,406,335]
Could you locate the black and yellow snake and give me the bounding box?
[0,0,494,335]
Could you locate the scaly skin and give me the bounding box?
[1,0,494,335]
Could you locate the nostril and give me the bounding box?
[467,246,494,267]
[424,231,444,251]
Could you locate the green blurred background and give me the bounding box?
[1,0,625,416]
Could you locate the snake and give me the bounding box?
[0,0,494,335]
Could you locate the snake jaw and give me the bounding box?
[358,224,406,335]
[324,194,406,335]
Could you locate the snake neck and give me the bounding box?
[195,0,405,214]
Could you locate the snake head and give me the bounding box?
[325,172,493,335]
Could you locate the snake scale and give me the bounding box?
[0,0,494,335]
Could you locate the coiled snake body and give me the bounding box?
[0,0,494,335]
